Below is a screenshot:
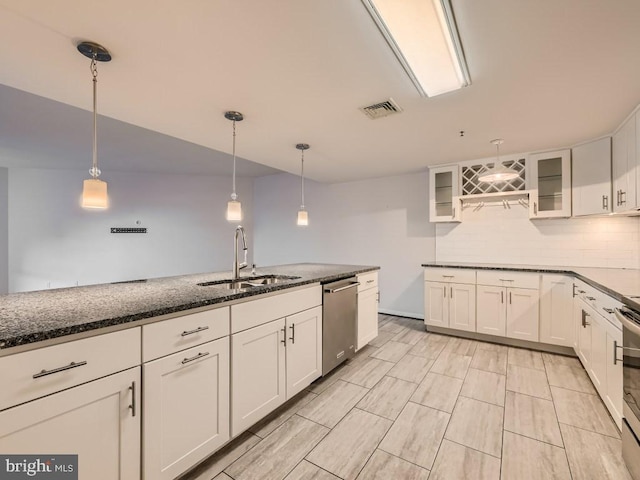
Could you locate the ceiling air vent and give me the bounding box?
[359,98,403,119]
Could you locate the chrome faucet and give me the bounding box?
[233,225,248,280]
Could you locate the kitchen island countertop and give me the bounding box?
[0,263,379,352]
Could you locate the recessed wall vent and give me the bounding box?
[359,98,403,119]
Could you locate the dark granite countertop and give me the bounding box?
[421,262,640,311]
[0,263,379,352]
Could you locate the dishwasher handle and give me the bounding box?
[324,282,360,293]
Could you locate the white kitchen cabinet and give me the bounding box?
[529,149,572,218]
[588,306,607,393]
[0,367,140,480]
[540,275,574,347]
[143,337,229,480]
[424,281,448,328]
[477,285,507,336]
[449,283,476,332]
[606,329,623,429]
[231,317,286,437]
[429,165,461,222]
[506,288,540,341]
[571,137,612,216]
[577,305,592,368]
[286,306,322,398]
[357,271,379,350]
[613,112,638,212]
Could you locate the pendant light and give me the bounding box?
[77,41,111,209]
[478,139,520,183]
[296,143,310,226]
[224,111,244,222]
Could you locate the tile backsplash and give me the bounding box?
[435,203,640,268]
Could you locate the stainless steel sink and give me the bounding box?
[197,275,300,290]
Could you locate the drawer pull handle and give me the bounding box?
[181,326,210,337]
[181,352,210,364]
[586,296,596,301]
[289,323,296,344]
[498,279,514,282]
[366,279,375,284]
[442,275,454,278]
[129,381,136,417]
[603,308,615,314]
[33,360,88,379]
[281,327,287,346]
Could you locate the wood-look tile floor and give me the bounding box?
[182,315,632,480]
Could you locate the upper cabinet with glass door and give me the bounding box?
[528,149,571,218]
[429,165,461,222]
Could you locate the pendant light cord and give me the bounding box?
[300,149,305,209]
[231,120,237,200]
[90,55,100,179]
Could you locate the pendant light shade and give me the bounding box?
[296,143,310,226]
[225,111,244,222]
[82,178,108,209]
[478,139,519,183]
[77,41,111,210]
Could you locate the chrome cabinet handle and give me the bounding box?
[181,326,209,337]
[582,310,590,327]
[617,190,621,206]
[129,381,136,417]
[586,296,596,301]
[33,360,88,379]
[281,327,287,346]
[181,352,209,364]
[603,308,615,314]
[499,278,514,282]
[289,323,295,344]
[366,279,375,284]
[614,340,623,365]
[578,290,585,294]
[603,195,608,210]
[621,190,627,204]
[501,291,504,303]
[509,292,512,304]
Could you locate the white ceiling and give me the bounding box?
[0,0,639,183]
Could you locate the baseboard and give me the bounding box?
[379,309,424,320]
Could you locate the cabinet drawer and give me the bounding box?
[357,271,378,292]
[0,328,141,411]
[477,270,540,289]
[143,307,230,362]
[424,268,476,285]
[231,285,322,333]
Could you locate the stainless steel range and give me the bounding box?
[616,306,640,480]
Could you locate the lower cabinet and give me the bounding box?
[605,330,624,427]
[476,285,539,341]
[0,367,141,480]
[424,281,476,332]
[143,338,230,480]
[231,305,322,437]
[540,275,574,347]
[357,272,379,350]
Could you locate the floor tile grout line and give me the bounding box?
[557,420,622,440]
[502,426,566,450]
[458,393,505,409]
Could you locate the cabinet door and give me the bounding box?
[429,165,460,222]
[449,283,476,332]
[606,330,623,430]
[424,282,449,328]
[231,318,286,437]
[0,367,140,480]
[143,338,230,480]
[589,313,607,395]
[613,116,638,212]
[571,138,612,216]
[357,287,379,350]
[540,275,574,347]
[529,149,572,218]
[577,306,592,368]
[286,306,322,399]
[476,285,506,336]
[506,288,540,342]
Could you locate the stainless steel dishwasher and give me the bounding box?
[322,277,359,375]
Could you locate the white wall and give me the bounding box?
[253,172,436,318]
[0,168,8,294]
[8,168,253,292]
[436,203,640,268]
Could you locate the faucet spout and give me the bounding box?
[233,225,249,280]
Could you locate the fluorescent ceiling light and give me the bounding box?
[361,0,471,97]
